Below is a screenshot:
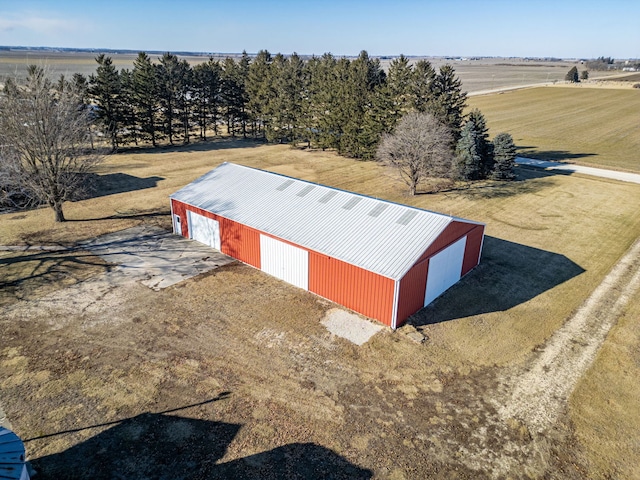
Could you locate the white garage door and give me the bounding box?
[188,210,221,250]
[260,234,308,290]
[424,236,467,307]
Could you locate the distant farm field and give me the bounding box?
[0,50,621,93]
[467,85,640,172]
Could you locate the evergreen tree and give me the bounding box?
[156,53,182,144]
[221,57,244,137]
[118,69,138,145]
[175,59,193,143]
[580,70,589,81]
[456,120,482,180]
[386,54,414,123]
[193,59,222,140]
[565,66,579,83]
[491,132,517,180]
[237,51,251,138]
[307,53,341,150]
[132,52,158,146]
[71,73,89,105]
[466,109,492,177]
[430,64,467,139]
[360,83,397,159]
[339,51,385,158]
[411,59,436,112]
[282,53,306,144]
[246,50,272,138]
[262,53,287,142]
[88,54,122,150]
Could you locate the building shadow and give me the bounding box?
[410,236,585,326]
[28,397,372,479]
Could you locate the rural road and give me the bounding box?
[517,156,640,185]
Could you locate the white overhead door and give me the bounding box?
[260,234,308,290]
[424,236,467,307]
[188,210,221,250]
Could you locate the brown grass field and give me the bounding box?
[467,84,640,172]
[1,134,640,477]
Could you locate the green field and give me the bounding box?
[468,85,640,172]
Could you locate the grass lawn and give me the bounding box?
[467,85,640,172]
[570,296,640,480]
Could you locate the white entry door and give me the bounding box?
[260,234,309,290]
[424,236,467,307]
[173,214,182,236]
[188,210,221,250]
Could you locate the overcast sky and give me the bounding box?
[0,0,638,58]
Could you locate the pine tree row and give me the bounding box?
[83,50,467,159]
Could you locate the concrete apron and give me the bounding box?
[79,225,235,290]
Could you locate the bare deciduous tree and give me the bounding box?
[376,112,453,195]
[0,66,103,222]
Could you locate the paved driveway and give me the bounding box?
[80,225,235,290]
[516,156,640,184]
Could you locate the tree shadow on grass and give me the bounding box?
[454,166,559,200]
[0,249,112,307]
[118,137,266,156]
[28,394,372,480]
[409,236,585,326]
[420,165,560,199]
[515,146,598,163]
[65,207,171,223]
[88,173,165,199]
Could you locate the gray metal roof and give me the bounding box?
[170,162,482,280]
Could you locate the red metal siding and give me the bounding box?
[309,253,395,326]
[395,257,429,326]
[394,222,485,327]
[173,200,261,268]
[462,225,484,276]
[415,221,477,264]
[173,199,483,329]
[220,219,261,268]
[171,199,189,238]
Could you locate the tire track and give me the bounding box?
[499,237,640,433]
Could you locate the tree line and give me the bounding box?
[0,52,516,220]
[84,50,467,159]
